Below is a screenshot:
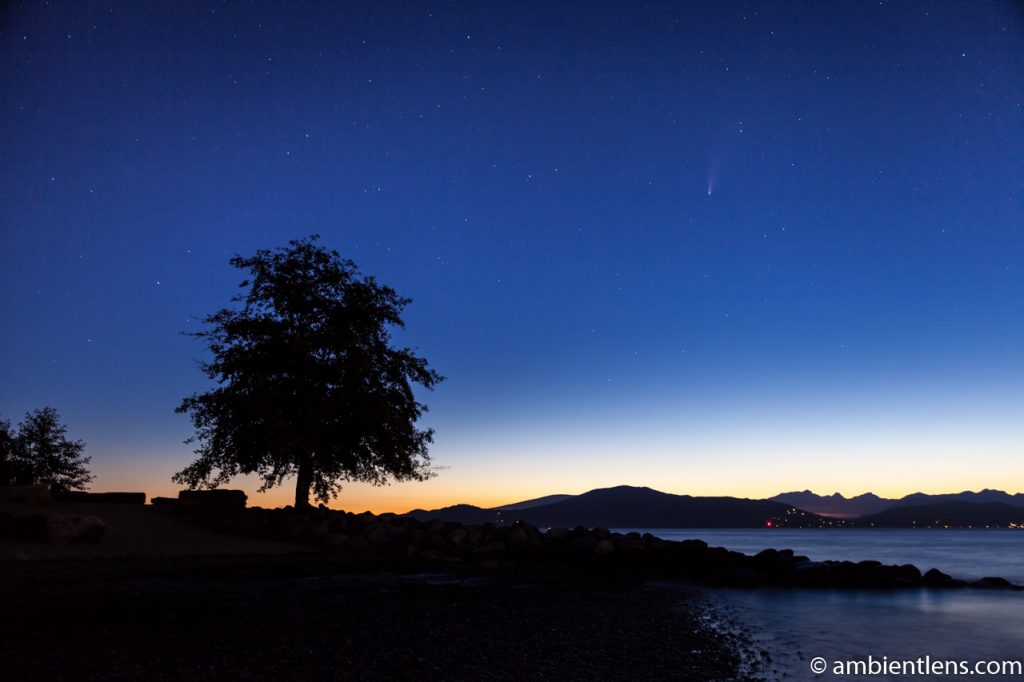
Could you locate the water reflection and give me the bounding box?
[715,588,1024,680]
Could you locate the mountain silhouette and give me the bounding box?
[856,501,1024,528]
[771,489,1024,518]
[770,490,892,518]
[408,485,828,528]
[494,494,574,511]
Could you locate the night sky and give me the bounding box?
[2,2,1022,511]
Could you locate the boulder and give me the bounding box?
[679,539,708,553]
[922,568,956,587]
[612,534,643,551]
[793,560,830,583]
[0,485,52,506]
[45,514,106,543]
[893,564,922,582]
[304,520,330,541]
[345,535,372,551]
[472,540,506,558]
[504,526,528,548]
[178,489,247,511]
[325,533,349,547]
[594,539,615,555]
[366,524,391,545]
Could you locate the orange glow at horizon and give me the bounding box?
[85,385,1024,514]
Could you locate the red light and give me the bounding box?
[765,521,773,528]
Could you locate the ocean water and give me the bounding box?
[627,529,1024,680]
[615,528,1024,583]
[715,588,1024,680]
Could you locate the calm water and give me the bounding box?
[628,529,1024,680]
[616,528,1024,582]
[714,588,1024,680]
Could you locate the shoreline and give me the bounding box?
[4,502,1023,680]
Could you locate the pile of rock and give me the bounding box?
[173,502,1022,591]
[0,484,108,543]
[0,510,106,543]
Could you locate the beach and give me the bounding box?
[0,504,754,681]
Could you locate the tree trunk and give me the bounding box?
[294,456,313,508]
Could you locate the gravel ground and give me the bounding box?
[0,557,757,681]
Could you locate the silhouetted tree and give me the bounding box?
[174,236,443,508]
[5,408,94,492]
[0,418,15,486]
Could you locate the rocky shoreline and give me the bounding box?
[3,486,1020,591]
[169,494,1021,591]
[3,490,1022,680]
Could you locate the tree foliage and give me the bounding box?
[0,407,94,492]
[174,236,443,507]
[0,418,15,487]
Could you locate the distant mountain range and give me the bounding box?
[406,486,1024,529]
[770,489,1024,518]
[857,501,1024,528]
[408,486,836,528]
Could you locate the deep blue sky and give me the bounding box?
[2,2,1022,509]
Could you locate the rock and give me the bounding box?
[894,564,922,582]
[0,485,52,506]
[285,515,309,538]
[325,533,348,547]
[345,535,372,551]
[45,514,106,543]
[974,576,1013,589]
[150,497,179,509]
[53,491,146,504]
[449,527,468,546]
[569,536,597,553]
[465,525,483,545]
[612,534,643,551]
[178,489,247,511]
[505,526,528,548]
[546,527,569,540]
[304,520,329,541]
[594,539,614,555]
[793,560,830,583]
[922,568,955,587]
[366,524,391,545]
[679,539,708,553]
[472,540,506,558]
